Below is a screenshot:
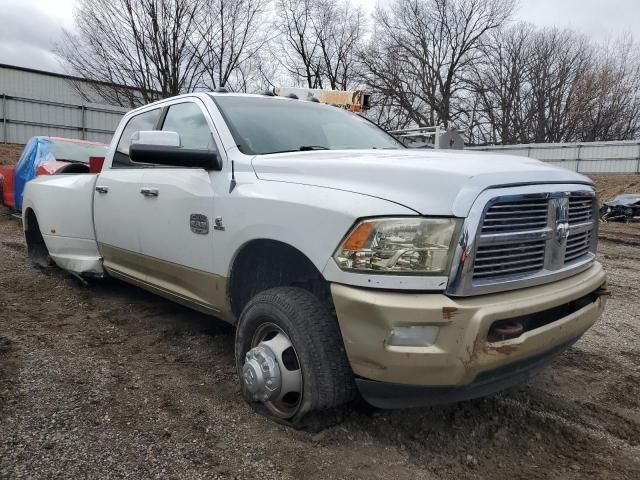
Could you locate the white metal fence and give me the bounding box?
[0,94,127,145]
[470,141,640,174]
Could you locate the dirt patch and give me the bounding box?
[1,208,639,479]
[599,221,640,248]
[590,174,640,202]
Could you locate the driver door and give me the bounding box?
[136,100,224,314]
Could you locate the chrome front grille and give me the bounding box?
[448,188,598,296]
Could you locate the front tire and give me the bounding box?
[235,287,355,428]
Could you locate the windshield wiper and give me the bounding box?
[299,145,329,151]
[262,146,331,154]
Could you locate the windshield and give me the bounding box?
[211,95,404,155]
[51,140,108,163]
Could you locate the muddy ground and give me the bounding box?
[1,208,639,479]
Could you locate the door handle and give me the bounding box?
[95,186,109,194]
[140,187,159,197]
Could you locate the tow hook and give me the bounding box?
[488,319,524,342]
[593,287,612,299]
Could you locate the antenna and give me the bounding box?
[229,159,236,193]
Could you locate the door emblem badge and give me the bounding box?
[190,214,209,235]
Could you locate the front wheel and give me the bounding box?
[235,287,355,428]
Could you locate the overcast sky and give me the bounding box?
[0,0,637,74]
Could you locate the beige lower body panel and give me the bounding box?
[332,262,607,386]
[99,243,235,323]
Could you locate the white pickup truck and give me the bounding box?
[23,92,608,427]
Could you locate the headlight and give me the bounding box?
[334,217,460,275]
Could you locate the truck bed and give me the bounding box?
[23,174,103,276]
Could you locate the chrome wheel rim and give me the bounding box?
[243,322,303,418]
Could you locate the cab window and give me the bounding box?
[112,108,161,168]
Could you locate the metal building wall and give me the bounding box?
[471,141,640,174]
[1,65,129,145]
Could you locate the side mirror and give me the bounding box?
[129,130,222,170]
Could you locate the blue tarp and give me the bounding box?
[14,136,55,211]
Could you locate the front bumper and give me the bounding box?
[355,336,580,408]
[331,262,607,405]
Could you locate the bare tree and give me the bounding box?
[467,26,640,145]
[362,0,516,129]
[58,0,203,107]
[194,0,270,92]
[466,24,536,144]
[275,0,323,88]
[572,36,640,141]
[274,0,366,90]
[524,29,593,142]
[360,41,429,129]
[312,0,366,90]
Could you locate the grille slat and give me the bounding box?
[484,215,548,222]
[568,215,591,223]
[474,262,545,278]
[569,210,592,217]
[566,244,589,254]
[476,244,545,255]
[489,202,549,209]
[483,209,548,216]
[482,220,548,230]
[474,250,545,263]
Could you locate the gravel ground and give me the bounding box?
[1,209,639,479]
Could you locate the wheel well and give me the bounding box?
[57,163,90,174]
[24,208,50,266]
[24,208,38,238]
[228,239,333,318]
[24,208,45,245]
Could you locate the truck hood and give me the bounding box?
[251,149,592,217]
